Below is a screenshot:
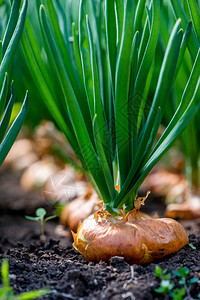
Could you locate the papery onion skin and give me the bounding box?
[60,192,100,232]
[72,211,189,264]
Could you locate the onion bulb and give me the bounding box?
[72,196,188,264]
[60,189,100,232]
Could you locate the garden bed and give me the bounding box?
[0,167,199,300]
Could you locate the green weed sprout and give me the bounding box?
[25,208,56,245]
[0,0,28,166]
[154,265,174,295]
[21,0,200,216]
[154,265,199,299]
[0,258,50,300]
[189,243,196,250]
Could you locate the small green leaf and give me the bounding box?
[163,268,169,275]
[44,215,57,222]
[170,287,186,299]
[189,278,198,284]
[154,286,165,294]
[173,267,190,280]
[154,265,163,279]
[15,288,51,300]
[1,259,9,288]
[180,267,190,276]
[163,273,171,280]
[173,270,181,277]
[25,216,41,222]
[36,208,46,218]
[189,243,196,250]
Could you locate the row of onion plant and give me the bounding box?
[20,0,200,263]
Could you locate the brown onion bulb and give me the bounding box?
[60,190,100,232]
[165,197,200,220]
[72,209,189,264]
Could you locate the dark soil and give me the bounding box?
[0,167,200,300]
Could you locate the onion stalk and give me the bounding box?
[0,0,28,166]
[170,0,200,192]
[158,0,200,219]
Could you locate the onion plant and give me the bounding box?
[0,0,28,166]
[169,0,200,194]
[21,0,200,216]
[9,0,49,128]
